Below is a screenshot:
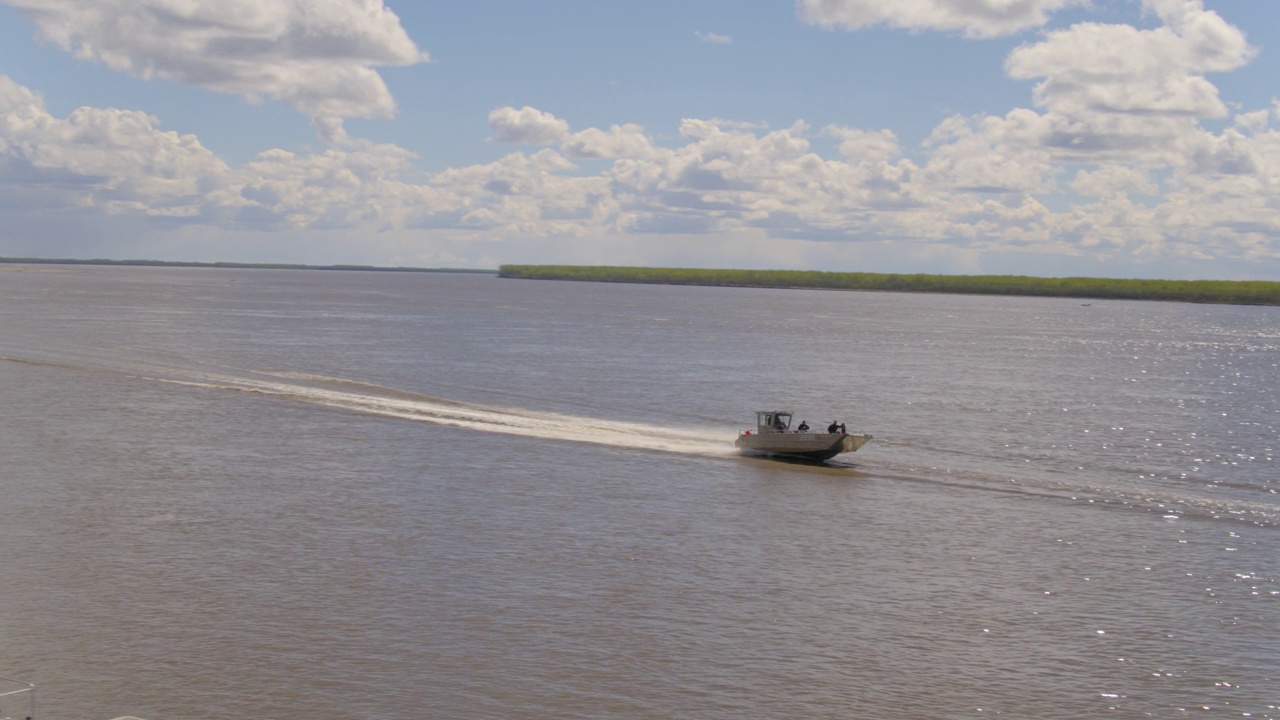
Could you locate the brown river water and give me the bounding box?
[1,266,1276,719]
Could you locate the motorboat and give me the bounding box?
[735,410,871,461]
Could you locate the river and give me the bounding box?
[1,266,1275,719]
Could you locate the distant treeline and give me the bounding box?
[0,257,496,274]
[498,265,1280,306]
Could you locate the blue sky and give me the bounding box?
[1,0,1277,279]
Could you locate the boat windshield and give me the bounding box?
[759,412,792,431]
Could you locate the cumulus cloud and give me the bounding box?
[823,126,900,162]
[1006,2,1252,121]
[3,36,1280,274]
[418,150,610,235]
[237,137,425,229]
[1070,166,1159,198]
[0,74,427,230]
[488,106,571,145]
[4,0,427,120]
[796,0,1085,38]
[977,0,1259,175]
[423,97,1278,263]
[921,110,1055,194]
[563,124,655,160]
[0,75,237,217]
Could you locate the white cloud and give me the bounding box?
[420,149,611,236]
[695,31,732,44]
[894,0,1265,219]
[921,110,1055,194]
[0,74,428,230]
[563,124,655,160]
[1145,0,1255,72]
[597,119,931,238]
[488,106,571,145]
[3,64,1279,274]
[1070,166,1158,198]
[1234,110,1271,135]
[238,136,425,230]
[3,0,427,120]
[796,0,1085,38]
[0,75,237,217]
[1185,127,1261,176]
[1006,2,1252,123]
[823,126,900,162]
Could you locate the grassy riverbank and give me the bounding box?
[498,265,1280,306]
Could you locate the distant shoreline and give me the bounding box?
[0,257,497,274]
[498,265,1280,306]
[6,258,1277,306]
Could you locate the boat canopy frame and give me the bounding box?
[755,411,794,433]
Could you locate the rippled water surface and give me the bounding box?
[1,266,1277,719]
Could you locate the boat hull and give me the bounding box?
[734,432,871,461]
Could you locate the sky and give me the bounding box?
[0,0,1278,279]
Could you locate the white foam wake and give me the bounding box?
[151,369,737,458]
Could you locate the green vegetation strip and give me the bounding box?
[498,265,1280,306]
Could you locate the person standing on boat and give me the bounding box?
[827,421,840,434]
[797,420,809,432]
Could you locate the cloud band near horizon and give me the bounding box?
[0,0,1276,277]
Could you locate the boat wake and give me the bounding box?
[35,355,738,458]
[1,351,737,457]
[142,370,1280,525]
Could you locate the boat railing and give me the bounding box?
[0,676,34,720]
